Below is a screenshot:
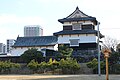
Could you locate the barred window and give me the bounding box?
[69,39,79,46]
[72,23,81,30]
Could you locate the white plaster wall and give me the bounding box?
[84,21,93,25]
[54,44,58,51]
[63,21,93,26]
[58,34,97,44]
[80,36,97,43]
[11,46,55,56]
[11,47,28,56]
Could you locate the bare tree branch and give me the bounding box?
[102,36,119,51]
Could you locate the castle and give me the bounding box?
[11,7,103,58]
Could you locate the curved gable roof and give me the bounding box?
[66,7,89,18]
[58,7,97,24]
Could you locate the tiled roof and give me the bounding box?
[54,29,97,36]
[58,17,97,24]
[58,7,97,24]
[54,30,104,38]
[13,36,58,47]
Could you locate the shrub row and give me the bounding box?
[27,58,80,74]
[0,60,20,73]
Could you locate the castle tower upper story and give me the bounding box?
[58,7,97,31]
[54,7,103,48]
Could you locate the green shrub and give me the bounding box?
[87,58,105,74]
[11,63,20,69]
[21,48,43,63]
[38,61,48,73]
[50,59,59,70]
[47,58,59,71]
[58,44,73,58]
[87,58,98,69]
[27,58,80,74]
[38,61,47,69]
[27,60,39,73]
[0,60,20,73]
[59,58,80,74]
[0,61,4,72]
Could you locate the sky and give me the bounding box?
[0,0,120,44]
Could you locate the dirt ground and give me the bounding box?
[0,75,70,80]
[0,75,120,80]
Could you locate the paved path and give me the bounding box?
[0,75,120,80]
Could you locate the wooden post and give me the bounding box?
[102,48,111,80]
[106,57,109,80]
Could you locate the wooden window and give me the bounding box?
[72,23,81,30]
[82,24,94,30]
[63,26,72,30]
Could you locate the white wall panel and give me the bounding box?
[11,46,56,56]
[58,34,97,44]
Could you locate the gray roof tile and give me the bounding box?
[58,7,97,24]
[53,30,104,38]
[13,36,58,47]
[54,30,97,36]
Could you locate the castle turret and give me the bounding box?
[54,7,103,58]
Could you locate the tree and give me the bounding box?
[116,44,120,52]
[102,36,120,73]
[87,58,105,74]
[108,52,120,74]
[58,44,73,58]
[21,48,43,63]
[27,60,39,73]
[59,58,80,74]
[46,58,59,72]
[102,36,119,51]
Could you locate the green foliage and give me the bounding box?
[108,52,120,74]
[58,44,73,58]
[0,61,4,72]
[21,48,43,63]
[59,58,80,74]
[0,60,20,73]
[38,61,47,69]
[27,60,39,73]
[2,61,12,72]
[112,64,120,74]
[52,59,59,66]
[51,59,59,70]
[55,53,62,58]
[38,61,48,73]
[11,63,20,68]
[27,58,80,74]
[87,58,105,73]
[109,52,120,64]
[87,58,98,69]
[47,58,59,71]
[48,58,53,64]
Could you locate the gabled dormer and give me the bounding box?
[58,7,97,31]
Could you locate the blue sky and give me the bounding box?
[0,0,120,44]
